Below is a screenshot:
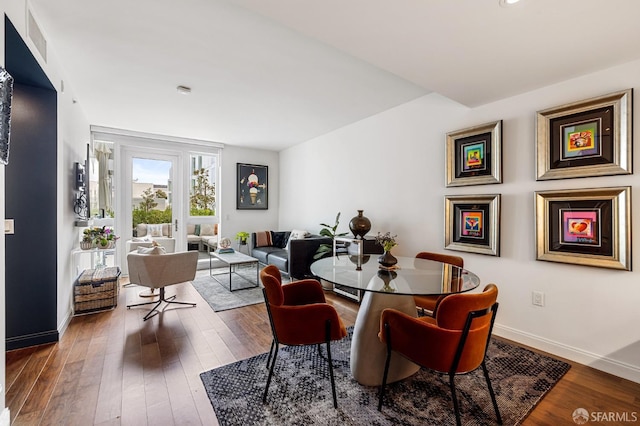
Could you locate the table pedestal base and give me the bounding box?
[350,292,420,386]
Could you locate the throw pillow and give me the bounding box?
[148,224,163,237]
[194,224,201,236]
[201,224,215,236]
[255,231,273,247]
[137,245,166,254]
[136,223,148,237]
[286,229,310,249]
[272,231,290,249]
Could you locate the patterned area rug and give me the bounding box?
[200,328,570,425]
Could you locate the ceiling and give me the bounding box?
[26,0,640,151]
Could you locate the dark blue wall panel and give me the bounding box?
[5,16,58,349]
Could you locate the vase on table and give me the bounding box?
[80,240,93,250]
[378,250,397,268]
[349,210,371,239]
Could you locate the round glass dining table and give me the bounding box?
[311,255,480,386]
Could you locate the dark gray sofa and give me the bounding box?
[250,231,332,279]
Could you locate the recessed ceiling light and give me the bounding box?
[176,85,192,95]
[499,0,521,6]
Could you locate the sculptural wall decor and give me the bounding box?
[0,67,14,165]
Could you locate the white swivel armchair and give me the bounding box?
[126,251,198,321]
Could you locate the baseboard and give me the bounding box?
[5,330,59,351]
[58,309,72,337]
[0,408,9,426]
[493,324,640,384]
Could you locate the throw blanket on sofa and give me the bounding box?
[255,231,273,247]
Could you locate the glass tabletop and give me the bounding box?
[310,255,480,296]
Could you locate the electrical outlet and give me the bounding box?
[532,291,545,307]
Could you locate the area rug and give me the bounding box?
[200,328,570,425]
[190,267,267,312]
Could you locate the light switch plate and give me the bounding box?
[4,219,14,234]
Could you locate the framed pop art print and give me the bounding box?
[535,187,631,270]
[536,89,632,180]
[446,120,502,187]
[237,163,268,210]
[444,194,500,256]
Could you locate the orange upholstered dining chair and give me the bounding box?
[260,264,347,408]
[378,284,502,426]
[414,251,464,317]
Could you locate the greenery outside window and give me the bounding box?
[190,154,217,216]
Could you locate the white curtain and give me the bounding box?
[94,142,112,213]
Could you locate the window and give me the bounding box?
[190,153,217,217]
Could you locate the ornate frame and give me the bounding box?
[446,120,502,187]
[535,186,631,270]
[535,89,633,180]
[444,194,501,256]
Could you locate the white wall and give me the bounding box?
[220,145,279,242]
[0,4,90,419]
[280,60,640,383]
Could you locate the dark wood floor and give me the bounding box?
[6,275,640,425]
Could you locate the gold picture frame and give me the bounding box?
[445,120,502,187]
[535,89,632,180]
[535,187,631,270]
[444,194,501,256]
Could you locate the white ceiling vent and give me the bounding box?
[28,10,47,62]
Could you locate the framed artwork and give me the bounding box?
[536,89,632,180]
[236,163,268,210]
[446,120,502,187]
[444,194,500,256]
[535,187,631,270]
[0,67,14,165]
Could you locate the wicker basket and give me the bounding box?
[74,267,121,314]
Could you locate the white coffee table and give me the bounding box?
[209,251,260,291]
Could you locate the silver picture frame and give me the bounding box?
[535,89,633,180]
[444,193,501,256]
[445,120,502,187]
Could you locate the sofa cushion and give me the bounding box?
[252,246,281,264]
[266,249,288,272]
[194,224,201,235]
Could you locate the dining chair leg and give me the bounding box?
[325,320,338,409]
[449,374,462,426]
[481,361,503,424]
[263,342,279,403]
[266,339,275,370]
[377,322,392,411]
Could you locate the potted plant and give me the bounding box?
[82,226,119,249]
[375,232,398,267]
[314,212,348,260]
[235,231,250,245]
